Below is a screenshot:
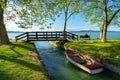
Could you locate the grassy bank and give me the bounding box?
[0,42,47,80]
[64,39,120,67]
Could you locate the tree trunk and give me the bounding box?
[100,15,105,39]
[63,13,67,39]
[100,25,104,39]
[101,0,108,42]
[0,6,9,44]
[101,25,107,42]
[63,6,68,40]
[63,16,67,32]
[63,7,68,32]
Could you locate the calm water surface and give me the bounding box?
[8,32,23,39]
[35,41,119,80]
[7,31,120,39]
[71,31,120,38]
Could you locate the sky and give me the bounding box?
[5,13,120,32]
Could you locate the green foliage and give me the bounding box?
[90,18,97,24]
[81,0,120,42]
[0,1,5,8]
[82,0,120,27]
[44,0,82,31]
[4,0,55,29]
[3,0,120,31]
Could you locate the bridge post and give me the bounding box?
[46,32,47,40]
[15,36,17,42]
[63,31,66,40]
[26,32,29,42]
[36,32,38,40]
[56,31,57,40]
[43,32,45,38]
[72,34,75,40]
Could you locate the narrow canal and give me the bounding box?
[35,41,119,80]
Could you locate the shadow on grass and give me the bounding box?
[0,71,15,80]
[8,43,34,57]
[0,43,44,80]
[9,43,33,51]
[10,45,23,57]
[0,55,42,72]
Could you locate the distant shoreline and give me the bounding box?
[7,30,120,33]
[7,31,24,33]
[70,30,120,32]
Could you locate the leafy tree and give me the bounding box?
[46,0,81,32]
[82,0,120,42]
[0,0,55,44]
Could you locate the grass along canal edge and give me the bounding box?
[0,42,47,80]
[49,39,120,75]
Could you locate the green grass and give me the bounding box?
[64,39,120,67]
[0,42,47,80]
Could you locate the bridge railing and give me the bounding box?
[66,31,78,40]
[15,31,78,42]
[26,31,64,40]
[15,32,27,41]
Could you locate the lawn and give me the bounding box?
[64,39,120,67]
[0,42,47,80]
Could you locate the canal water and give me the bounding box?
[35,41,120,80]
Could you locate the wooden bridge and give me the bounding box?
[15,31,78,42]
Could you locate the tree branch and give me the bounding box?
[108,8,120,25]
[67,11,79,20]
[4,0,7,8]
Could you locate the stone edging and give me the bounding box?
[102,61,120,75]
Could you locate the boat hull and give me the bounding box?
[66,54,103,74]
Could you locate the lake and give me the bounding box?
[71,31,120,38]
[7,31,120,40]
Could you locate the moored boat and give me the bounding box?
[65,49,104,74]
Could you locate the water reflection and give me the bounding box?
[35,41,119,80]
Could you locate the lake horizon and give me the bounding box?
[7,30,120,40]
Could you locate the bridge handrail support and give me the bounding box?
[66,31,78,40]
[15,32,27,42]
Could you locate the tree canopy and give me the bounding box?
[4,0,55,29]
[0,0,56,44]
[81,0,120,42]
[44,0,82,31]
[82,0,120,26]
